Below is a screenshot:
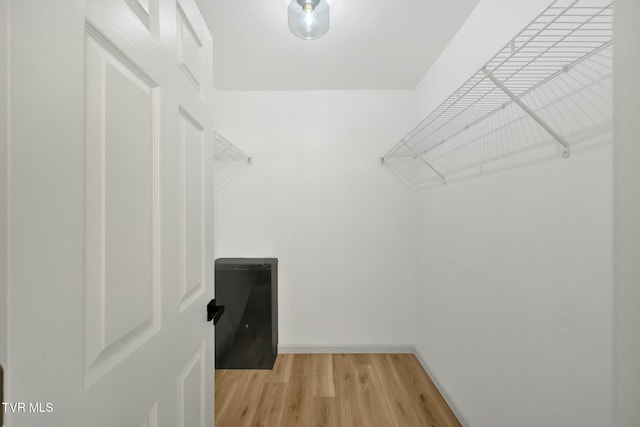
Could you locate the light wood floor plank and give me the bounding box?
[269,353,293,384]
[280,354,314,426]
[332,354,366,426]
[311,397,338,427]
[250,382,286,427]
[355,363,397,427]
[310,354,335,398]
[372,353,434,427]
[388,354,461,427]
[215,353,460,427]
[219,370,269,427]
[214,369,239,425]
[404,354,461,427]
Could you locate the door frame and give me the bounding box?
[0,0,9,423]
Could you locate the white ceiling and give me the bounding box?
[200,0,482,91]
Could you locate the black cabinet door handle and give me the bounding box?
[207,299,225,325]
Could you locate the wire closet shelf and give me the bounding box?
[214,131,251,164]
[381,0,613,189]
[213,131,251,189]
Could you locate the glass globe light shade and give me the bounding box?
[288,0,330,40]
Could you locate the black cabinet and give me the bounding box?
[214,258,278,369]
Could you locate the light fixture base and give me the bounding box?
[295,0,321,7]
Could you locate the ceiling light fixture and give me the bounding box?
[288,0,330,40]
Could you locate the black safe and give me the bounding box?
[214,258,278,369]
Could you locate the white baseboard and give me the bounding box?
[278,344,415,354]
[412,347,471,427]
[277,344,471,426]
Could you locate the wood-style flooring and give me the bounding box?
[215,353,461,427]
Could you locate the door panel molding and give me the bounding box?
[178,106,206,312]
[124,0,159,38]
[138,402,159,427]
[84,25,162,389]
[176,2,203,94]
[177,341,206,427]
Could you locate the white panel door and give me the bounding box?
[6,0,215,426]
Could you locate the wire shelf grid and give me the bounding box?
[213,131,251,190]
[381,0,613,189]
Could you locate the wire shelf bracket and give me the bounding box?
[213,131,251,165]
[405,142,447,184]
[482,68,571,158]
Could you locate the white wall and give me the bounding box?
[416,147,612,427]
[212,90,417,348]
[412,1,613,426]
[613,0,640,425]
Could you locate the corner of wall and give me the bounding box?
[412,345,472,427]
